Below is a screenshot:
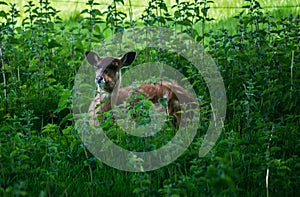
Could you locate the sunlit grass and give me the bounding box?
[1,0,298,45]
[1,0,298,46]
[2,0,299,21]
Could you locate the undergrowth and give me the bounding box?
[0,0,299,196]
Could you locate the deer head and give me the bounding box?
[85,51,137,93]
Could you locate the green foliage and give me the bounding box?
[0,0,299,196]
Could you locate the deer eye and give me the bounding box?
[108,65,118,71]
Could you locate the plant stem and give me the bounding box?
[128,0,134,27]
[290,50,294,97]
[0,48,8,114]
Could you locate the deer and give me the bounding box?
[85,51,197,129]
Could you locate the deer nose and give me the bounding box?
[96,76,104,85]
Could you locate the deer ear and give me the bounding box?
[85,51,101,66]
[120,52,136,66]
